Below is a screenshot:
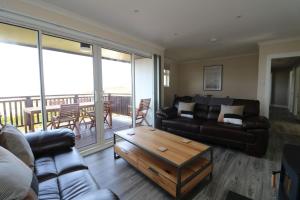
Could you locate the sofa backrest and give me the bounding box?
[173,95,260,120]
[232,99,260,117]
[172,95,194,109]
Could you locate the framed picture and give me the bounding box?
[203,65,223,91]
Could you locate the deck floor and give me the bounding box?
[75,114,132,149]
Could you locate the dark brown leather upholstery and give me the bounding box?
[156,95,270,157]
[25,129,119,200]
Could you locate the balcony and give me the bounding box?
[0,93,132,148]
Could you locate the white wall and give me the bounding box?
[257,38,300,117]
[135,58,154,126]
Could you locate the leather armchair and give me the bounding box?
[25,128,119,200]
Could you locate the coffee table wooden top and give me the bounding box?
[114,126,211,167]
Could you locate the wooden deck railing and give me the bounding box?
[0,93,131,128]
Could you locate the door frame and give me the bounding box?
[264,51,300,117]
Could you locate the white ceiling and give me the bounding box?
[33,0,300,61]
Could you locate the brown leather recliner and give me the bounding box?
[156,95,270,157]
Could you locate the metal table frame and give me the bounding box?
[113,132,213,200]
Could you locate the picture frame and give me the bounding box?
[203,65,223,91]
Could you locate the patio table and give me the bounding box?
[24,102,112,132]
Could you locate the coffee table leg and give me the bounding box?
[113,133,120,159]
[210,148,213,180]
[176,168,182,199]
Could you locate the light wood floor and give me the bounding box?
[84,130,300,200]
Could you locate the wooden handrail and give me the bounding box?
[0,93,132,128]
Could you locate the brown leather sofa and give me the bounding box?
[156,95,270,157]
[25,128,119,200]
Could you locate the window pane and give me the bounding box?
[101,48,133,141]
[42,34,96,149]
[0,23,41,133]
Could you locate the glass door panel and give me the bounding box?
[134,55,154,127]
[101,48,133,141]
[42,34,97,149]
[0,23,41,133]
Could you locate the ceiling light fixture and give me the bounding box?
[210,38,217,42]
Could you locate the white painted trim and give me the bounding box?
[264,51,300,117]
[178,52,258,65]
[0,9,155,58]
[131,54,136,128]
[258,37,300,47]
[270,104,288,108]
[80,141,113,157]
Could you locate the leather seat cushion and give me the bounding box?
[54,147,88,175]
[35,156,57,182]
[38,178,60,200]
[73,189,119,200]
[201,123,255,143]
[58,170,99,200]
[162,117,202,133]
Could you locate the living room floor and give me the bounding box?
[84,130,300,200]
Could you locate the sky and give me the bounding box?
[0,42,131,98]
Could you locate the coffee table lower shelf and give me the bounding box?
[114,141,213,199]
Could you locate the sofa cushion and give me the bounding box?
[194,104,209,120]
[233,99,260,117]
[162,117,202,133]
[0,146,33,200]
[73,189,119,200]
[58,170,99,200]
[207,105,221,121]
[35,156,57,182]
[54,147,88,175]
[0,125,35,170]
[177,102,195,114]
[201,123,255,143]
[217,105,244,122]
[38,178,60,200]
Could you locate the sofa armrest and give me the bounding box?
[25,128,75,157]
[73,189,119,200]
[243,116,270,130]
[156,107,178,119]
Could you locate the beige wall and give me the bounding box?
[164,58,179,106]
[176,54,259,99]
[257,38,300,117]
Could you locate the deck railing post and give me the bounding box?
[74,94,79,103]
[25,97,33,128]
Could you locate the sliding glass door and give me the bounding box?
[101,48,133,141]
[134,55,154,127]
[0,23,41,133]
[0,21,158,152]
[42,34,97,149]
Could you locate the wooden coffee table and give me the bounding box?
[114,126,213,199]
